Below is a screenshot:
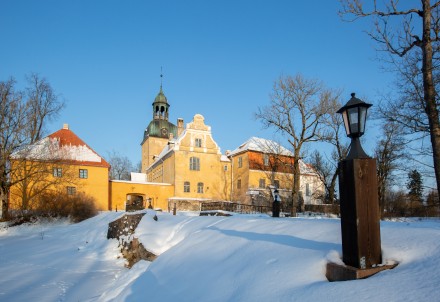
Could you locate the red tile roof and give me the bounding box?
[48,128,110,168]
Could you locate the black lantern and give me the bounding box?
[337,93,372,160]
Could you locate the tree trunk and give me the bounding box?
[1,187,8,220]
[329,173,337,204]
[291,157,300,216]
[422,1,440,196]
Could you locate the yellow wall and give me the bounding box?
[147,114,231,202]
[76,164,110,210]
[141,136,168,172]
[9,160,110,211]
[173,152,230,200]
[109,181,174,211]
[230,153,250,201]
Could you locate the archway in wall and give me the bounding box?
[126,193,146,212]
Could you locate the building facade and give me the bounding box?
[10,124,111,211]
[9,84,324,214]
[146,113,231,210]
[141,87,324,210]
[228,137,324,210]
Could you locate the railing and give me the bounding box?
[201,201,272,215]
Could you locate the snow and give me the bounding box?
[61,143,102,163]
[11,137,102,163]
[0,212,439,302]
[229,137,293,156]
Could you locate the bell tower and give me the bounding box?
[152,75,170,121]
[141,73,178,173]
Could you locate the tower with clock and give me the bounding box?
[140,78,182,172]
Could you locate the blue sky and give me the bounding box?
[0,0,393,166]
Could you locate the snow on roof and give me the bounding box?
[130,172,147,183]
[12,127,110,168]
[229,137,293,156]
[220,154,230,162]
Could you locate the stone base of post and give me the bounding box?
[326,262,398,282]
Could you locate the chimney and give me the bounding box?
[177,118,184,136]
[63,123,69,130]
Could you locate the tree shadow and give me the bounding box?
[208,226,340,252]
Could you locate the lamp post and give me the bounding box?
[336,93,381,270]
[273,188,280,217]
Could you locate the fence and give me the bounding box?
[201,201,272,215]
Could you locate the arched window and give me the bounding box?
[184,181,190,193]
[197,182,204,193]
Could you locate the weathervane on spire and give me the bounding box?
[160,66,163,91]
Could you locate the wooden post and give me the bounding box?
[338,158,382,269]
[173,202,176,216]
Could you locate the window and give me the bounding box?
[238,157,243,168]
[79,169,88,179]
[184,181,190,193]
[195,138,202,147]
[259,178,266,189]
[224,165,228,171]
[53,168,62,177]
[190,157,200,171]
[237,179,241,189]
[197,182,204,193]
[274,180,280,189]
[263,154,269,166]
[67,186,76,195]
[306,183,311,197]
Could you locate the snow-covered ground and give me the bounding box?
[0,211,439,302]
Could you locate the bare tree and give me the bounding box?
[340,0,440,199]
[374,121,407,216]
[255,74,335,216]
[108,150,133,180]
[310,96,350,204]
[309,151,337,204]
[0,75,64,220]
[0,78,27,219]
[25,73,64,143]
[248,138,295,211]
[9,135,80,212]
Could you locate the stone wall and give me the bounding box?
[107,212,157,268]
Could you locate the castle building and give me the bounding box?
[141,84,184,171]
[9,82,324,214]
[9,124,111,210]
[146,113,231,210]
[141,85,324,211]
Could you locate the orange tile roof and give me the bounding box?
[48,128,110,168]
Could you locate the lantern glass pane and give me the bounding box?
[342,110,350,135]
[359,107,367,134]
[348,107,359,134]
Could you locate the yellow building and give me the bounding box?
[9,123,175,212]
[140,85,184,171]
[228,137,324,208]
[9,84,324,214]
[10,124,111,211]
[146,114,231,211]
[139,85,324,211]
